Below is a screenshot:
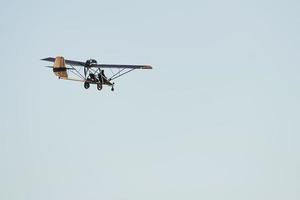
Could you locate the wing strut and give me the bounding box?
[109,68,136,81]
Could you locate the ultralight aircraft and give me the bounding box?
[42,56,152,91]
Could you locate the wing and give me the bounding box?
[41,57,153,69]
[92,64,152,69]
[41,57,86,66]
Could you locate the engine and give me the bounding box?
[85,59,98,67]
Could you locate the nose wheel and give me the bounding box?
[84,82,90,89]
[111,83,115,91]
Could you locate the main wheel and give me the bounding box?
[97,83,103,91]
[111,87,114,91]
[84,82,90,89]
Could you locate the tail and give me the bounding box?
[53,56,68,79]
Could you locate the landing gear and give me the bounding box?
[84,82,90,89]
[97,83,103,91]
[111,83,115,91]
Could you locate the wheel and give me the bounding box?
[97,83,103,91]
[111,87,114,91]
[84,82,90,89]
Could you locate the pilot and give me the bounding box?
[98,70,108,84]
[101,70,107,78]
[89,73,96,81]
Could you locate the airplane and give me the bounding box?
[41,56,152,91]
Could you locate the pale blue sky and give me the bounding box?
[1,0,300,199]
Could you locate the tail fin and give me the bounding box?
[53,56,68,79]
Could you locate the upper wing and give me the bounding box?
[41,57,152,69]
[92,64,152,69]
[41,57,86,67]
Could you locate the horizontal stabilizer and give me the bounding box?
[41,57,85,66]
[44,66,75,70]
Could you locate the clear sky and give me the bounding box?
[1,0,300,199]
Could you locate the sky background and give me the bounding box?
[1,0,300,199]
